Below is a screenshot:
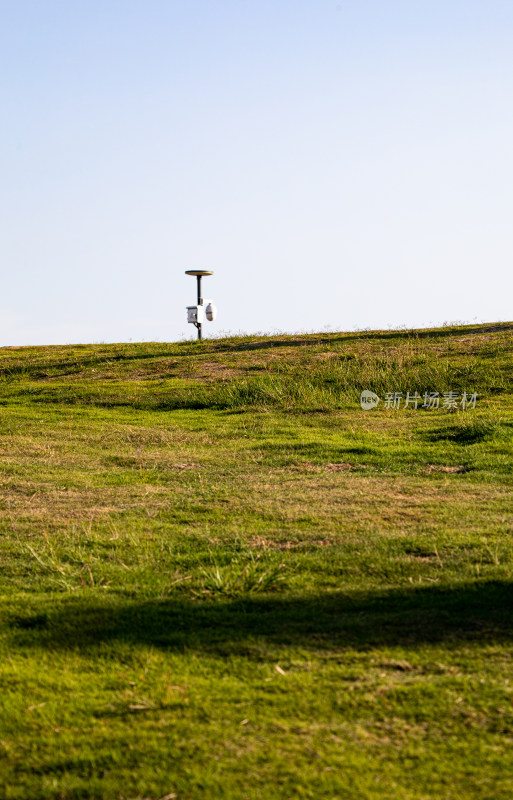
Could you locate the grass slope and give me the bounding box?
[1,322,513,800]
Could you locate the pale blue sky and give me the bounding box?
[1,0,512,344]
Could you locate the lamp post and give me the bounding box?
[185,270,216,340]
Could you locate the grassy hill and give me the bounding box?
[1,322,512,799]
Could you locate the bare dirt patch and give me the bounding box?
[424,465,469,474]
[249,536,336,551]
[293,462,357,473]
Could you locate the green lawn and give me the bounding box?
[1,323,512,799]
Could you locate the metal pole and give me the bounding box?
[196,275,202,340]
[186,269,212,341]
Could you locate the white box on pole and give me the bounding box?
[187,305,204,324]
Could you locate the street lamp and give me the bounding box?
[185,270,217,340]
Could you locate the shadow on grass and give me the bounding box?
[18,389,216,411]
[208,323,513,354]
[427,419,503,444]
[0,348,182,381]
[9,581,513,655]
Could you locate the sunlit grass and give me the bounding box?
[0,322,512,799]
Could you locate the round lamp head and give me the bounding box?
[185,270,214,276]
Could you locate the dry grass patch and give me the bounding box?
[424,464,469,474]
